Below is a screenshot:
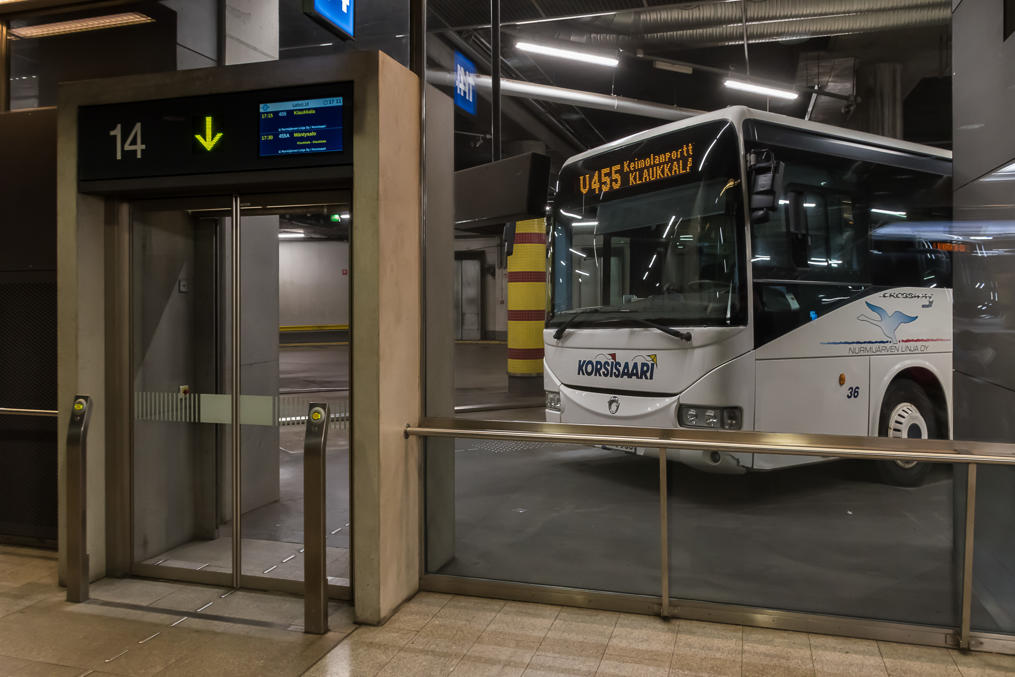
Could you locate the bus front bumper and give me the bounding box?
[546,386,752,474]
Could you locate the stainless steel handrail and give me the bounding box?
[406,416,1015,466]
[0,407,58,418]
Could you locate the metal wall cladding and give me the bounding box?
[0,280,57,543]
[953,181,1015,395]
[952,0,1015,188]
[0,108,58,543]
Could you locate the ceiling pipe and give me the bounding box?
[436,0,947,34]
[428,70,704,121]
[578,6,951,48]
[576,0,948,35]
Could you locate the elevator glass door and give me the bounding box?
[131,196,234,584]
[129,192,351,596]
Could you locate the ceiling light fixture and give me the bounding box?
[871,208,907,218]
[516,41,618,68]
[653,60,693,75]
[11,12,154,39]
[724,79,798,100]
[278,232,306,239]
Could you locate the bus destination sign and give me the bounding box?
[578,143,694,195]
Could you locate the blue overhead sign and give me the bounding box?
[303,0,355,40]
[454,51,478,115]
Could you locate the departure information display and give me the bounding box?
[78,82,353,184]
[259,97,344,157]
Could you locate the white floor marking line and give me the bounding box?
[104,649,128,663]
[196,601,213,612]
[139,632,160,644]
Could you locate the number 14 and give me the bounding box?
[109,122,146,160]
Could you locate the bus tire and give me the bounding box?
[875,379,937,487]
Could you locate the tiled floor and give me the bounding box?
[5,544,1015,676]
[0,545,354,676]
[306,592,1015,677]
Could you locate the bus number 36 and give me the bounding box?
[846,386,861,399]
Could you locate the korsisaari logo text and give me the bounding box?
[578,353,658,380]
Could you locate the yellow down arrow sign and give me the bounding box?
[195,116,223,151]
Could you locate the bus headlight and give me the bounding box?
[678,405,742,430]
[546,390,562,412]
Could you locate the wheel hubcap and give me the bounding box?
[887,402,928,469]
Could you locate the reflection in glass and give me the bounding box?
[669,459,958,625]
[428,438,660,597]
[131,197,234,577]
[238,196,352,587]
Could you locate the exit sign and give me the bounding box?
[304,0,355,41]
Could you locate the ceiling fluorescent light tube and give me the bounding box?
[11,12,154,39]
[516,41,618,67]
[724,79,798,101]
[654,60,693,75]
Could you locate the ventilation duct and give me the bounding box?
[573,0,948,35]
[577,7,949,48]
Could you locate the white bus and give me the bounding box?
[544,106,954,485]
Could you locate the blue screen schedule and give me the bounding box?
[259,97,344,157]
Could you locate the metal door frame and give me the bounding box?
[121,190,353,601]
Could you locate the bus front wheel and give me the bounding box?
[876,379,938,487]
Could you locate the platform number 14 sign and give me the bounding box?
[453,51,477,115]
[109,122,146,160]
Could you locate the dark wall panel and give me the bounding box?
[0,108,58,544]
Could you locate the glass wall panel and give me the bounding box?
[422,0,980,639]
[667,456,958,625]
[427,438,660,598]
[953,159,1015,635]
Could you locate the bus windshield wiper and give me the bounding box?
[624,315,692,342]
[552,307,606,340]
[552,307,692,342]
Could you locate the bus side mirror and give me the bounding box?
[748,150,783,224]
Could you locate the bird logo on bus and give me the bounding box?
[857,301,918,343]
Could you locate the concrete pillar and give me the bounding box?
[161,0,218,69]
[850,62,903,139]
[57,192,108,582]
[423,86,456,573]
[238,215,281,514]
[224,0,278,65]
[351,53,423,624]
[506,218,546,396]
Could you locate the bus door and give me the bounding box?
[752,187,873,467]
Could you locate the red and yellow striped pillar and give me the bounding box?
[507,218,546,390]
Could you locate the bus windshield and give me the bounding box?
[549,120,746,328]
